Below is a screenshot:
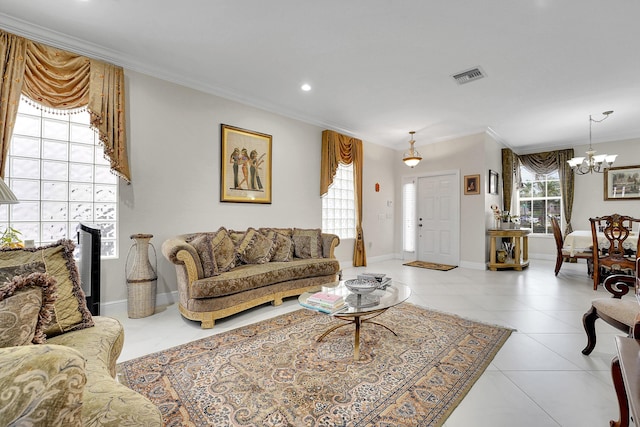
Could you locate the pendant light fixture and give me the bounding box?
[567,111,617,174]
[402,131,422,167]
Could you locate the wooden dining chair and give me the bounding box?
[582,257,640,355]
[550,215,593,277]
[589,214,640,290]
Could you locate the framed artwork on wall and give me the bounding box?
[464,174,480,195]
[489,170,499,195]
[604,165,640,201]
[220,124,272,203]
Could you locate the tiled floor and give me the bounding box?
[109,258,628,427]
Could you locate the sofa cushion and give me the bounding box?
[190,233,218,278]
[0,240,94,337]
[236,228,276,264]
[264,229,294,262]
[189,258,340,298]
[0,272,58,346]
[211,227,237,272]
[292,228,323,259]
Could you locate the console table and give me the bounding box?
[487,228,530,271]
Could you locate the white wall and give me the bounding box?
[102,70,396,304]
[100,70,639,305]
[393,132,500,269]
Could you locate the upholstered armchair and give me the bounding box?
[582,258,640,355]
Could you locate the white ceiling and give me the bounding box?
[1,0,639,153]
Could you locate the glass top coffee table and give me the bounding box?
[299,280,411,360]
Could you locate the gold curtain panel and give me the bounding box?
[0,29,130,182]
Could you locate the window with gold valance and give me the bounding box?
[321,130,366,267]
[0,30,130,182]
[502,148,575,234]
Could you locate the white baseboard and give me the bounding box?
[100,291,179,316]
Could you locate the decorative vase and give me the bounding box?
[497,250,507,263]
[126,233,158,318]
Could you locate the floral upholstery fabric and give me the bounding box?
[189,258,340,299]
[210,227,236,272]
[0,316,162,426]
[0,240,94,337]
[0,260,45,283]
[265,229,295,262]
[0,344,86,426]
[47,316,163,426]
[189,233,218,278]
[0,272,58,346]
[236,228,276,264]
[292,228,323,259]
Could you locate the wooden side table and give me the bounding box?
[487,228,530,271]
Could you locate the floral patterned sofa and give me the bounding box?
[162,227,341,328]
[0,241,162,426]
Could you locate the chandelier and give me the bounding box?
[567,111,617,174]
[402,131,422,167]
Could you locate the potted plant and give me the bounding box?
[1,227,24,248]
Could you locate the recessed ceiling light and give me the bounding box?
[301,83,312,92]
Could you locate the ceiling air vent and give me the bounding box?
[452,67,485,85]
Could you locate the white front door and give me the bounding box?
[417,173,460,265]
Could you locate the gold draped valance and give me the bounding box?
[0,29,130,182]
[502,148,575,234]
[321,130,366,266]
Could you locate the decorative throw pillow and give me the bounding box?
[236,228,276,264]
[292,228,323,259]
[210,227,236,272]
[0,261,46,283]
[262,229,294,262]
[228,230,246,246]
[0,240,94,337]
[189,233,218,278]
[0,272,58,347]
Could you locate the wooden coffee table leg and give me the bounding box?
[611,356,630,427]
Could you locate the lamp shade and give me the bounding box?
[0,179,18,204]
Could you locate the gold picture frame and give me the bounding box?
[464,174,480,195]
[604,165,640,201]
[220,124,272,203]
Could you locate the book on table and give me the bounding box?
[307,292,344,308]
[300,300,346,314]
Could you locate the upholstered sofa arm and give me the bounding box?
[0,344,86,426]
[162,236,204,284]
[322,233,340,259]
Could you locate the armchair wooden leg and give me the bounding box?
[611,356,630,427]
[582,306,599,355]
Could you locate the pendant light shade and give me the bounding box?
[402,131,422,167]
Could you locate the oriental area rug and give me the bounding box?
[117,303,511,427]
[403,261,458,271]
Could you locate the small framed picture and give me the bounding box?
[604,165,640,200]
[489,170,499,195]
[220,124,272,203]
[464,174,480,195]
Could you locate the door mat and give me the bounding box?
[403,260,458,271]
